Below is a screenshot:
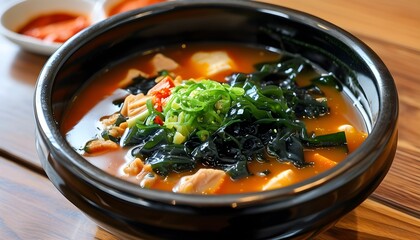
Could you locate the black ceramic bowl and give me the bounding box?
[34,1,398,239]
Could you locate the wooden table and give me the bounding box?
[1,0,419,239]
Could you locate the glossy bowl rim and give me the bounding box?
[34,0,398,207]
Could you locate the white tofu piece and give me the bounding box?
[262,169,296,191]
[173,168,226,194]
[151,53,179,73]
[191,51,235,76]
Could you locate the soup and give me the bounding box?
[62,42,367,194]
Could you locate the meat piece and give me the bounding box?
[123,158,145,176]
[100,114,127,139]
[151,53,179,73]
[106,124,127,139]
[137,164,157,189]
[100,113,120,126]
[173,169,226,194]
[140,173,157,189]
[262,169,296,191]
[84,139,119,154]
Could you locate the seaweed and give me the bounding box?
[117,55,348,179]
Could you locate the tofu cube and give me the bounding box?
[191,51,235,76]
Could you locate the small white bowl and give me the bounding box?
[0,0,105,55]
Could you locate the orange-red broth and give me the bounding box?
[62,43,367,194]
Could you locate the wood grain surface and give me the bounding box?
[0,0,419,239]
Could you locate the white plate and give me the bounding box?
[0,0,105,55]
